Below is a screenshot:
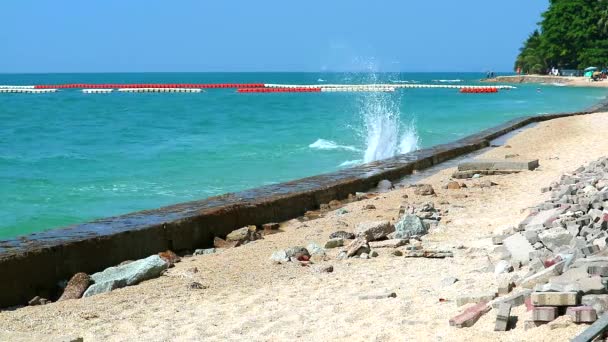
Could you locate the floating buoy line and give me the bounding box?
[0,83,516,94]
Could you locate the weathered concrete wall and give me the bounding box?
[0,104,605,308]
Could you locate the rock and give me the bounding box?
[494,260,514,275]
[503,233,535,265]
[440,277,459,287]
[213,237,239,249]
[193,248,217,255]
[345,237,370,258]
[391,249,403,256]
[226,225,260,244]
[363,204,376,210]
[370,250,379,257]
[414,184,435,196]
[476,180,498,188]
[306,243,325,256]
[187,282,207,290]
[328,200,342,210]
[539,228,572,251]
[158,250,181,267]
[377,179,394,192]
[83,255,169,297]
[359,253,370,259]
[28,296,50,306]
[582,294,608,315]
[262,222,280,231]
[368,239,409,248]
[313,265,334,273]
[329,231,355,240]
[394,214,427,239]
[446,181,461,190]
[324,238,344,249]
[58,273,91,301]
[359,291,397,300]
[285,246,310,259]
[270,250,290,264]
[356,220,394,241]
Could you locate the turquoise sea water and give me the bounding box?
[1,72,606,239]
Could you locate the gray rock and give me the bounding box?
[356,220,394,241]
[193,248,217,255]
[324,238,344,249]
[329,231,355,240]
[582,294,608,315]
[520,260,566,288]
[270,250,290,264]
[313,265,334,273]
[306,243,326,256]
[285,246,310,259]
[539,227,572,251]
[414,184,435,196]
[83,255,168,297]
[394,214,427,239]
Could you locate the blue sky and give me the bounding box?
[0,0,548,73]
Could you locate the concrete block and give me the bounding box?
[494,302,512,331]
[539,228,574,251]
[525,207,567,231]
[588,265,608,277]
[582,294,608,316]
[457,159,539,172]
[531,292,579,306]
[566,306,597,323]
[521,261,566,288]
[492,289,532,308]
[532,306,558,322]
[498,277,514,295]
[449,301,491,328]
[456,292,497,307]
[503,233,535,266]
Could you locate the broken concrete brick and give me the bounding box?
[498,278,514,295]
[532,306,558,322]
[539,227,573,251]
[492,289,532,309]
[456,292,497,307]
[582,245,601,257]
[534,282,580,293]
[368,239,408,249]
[524,207,567,231]
[588,265,608,277]
[494,302,512,332]
[531,292,579,306]
[449,301,491,328]
[503,233,535,266]
[457,159,539,172]
[566,306,597,323]
[520,260,566,288]
[582,294,608,316]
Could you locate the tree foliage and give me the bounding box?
[516,0,608,73]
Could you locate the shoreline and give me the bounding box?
[483,74,608,87]
[4,108,608,340]
[1,98,608,308]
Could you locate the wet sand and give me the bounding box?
[3,112,608,341]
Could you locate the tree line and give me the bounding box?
[516,0,608,74]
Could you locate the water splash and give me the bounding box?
[309,139,360,152]
[359,91,419,163]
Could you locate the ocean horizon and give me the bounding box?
[1,72,606,239]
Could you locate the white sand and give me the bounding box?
[3,112,608,341]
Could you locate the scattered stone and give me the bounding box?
[359,253,370,259]
[226,225,261,244]
[538,228,572,251]
[285,246,310,259]
[394,214,427,239]
[446,181,461,190]
[531,291,579,306]
[345,237,371,258]
[306,243,325,256]
[456,293,497,307]
[520,260,566,288]
[566,306,597,323]
[494,302,512,331]
[532,306,558,322]
[414,184,435,196]
[391,249,403,257]
[213,237,239,249]
[324,238,344,249]
[449,301,491,328]
[359,291,397,300]
[83,255,169,297]
[328,200,342,210]
[28,296,51,306]
[270,250,290,264]
[457,159,539,171]
[403,250,453,258]
[313,265,334,273]
[329,231,355,240]
[363,204,376,210]
[368,239,409,248]
[58,273,91,301]
[356,220,394,241]
[193,248,217,255]
[262,222,280,231]
[158,250,181,267]
[187,282,207,290]
[370,250,379,257]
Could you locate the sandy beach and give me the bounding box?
[3,111,608,341]
[486,75,608,88]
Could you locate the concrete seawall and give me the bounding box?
[1,102,607,308]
